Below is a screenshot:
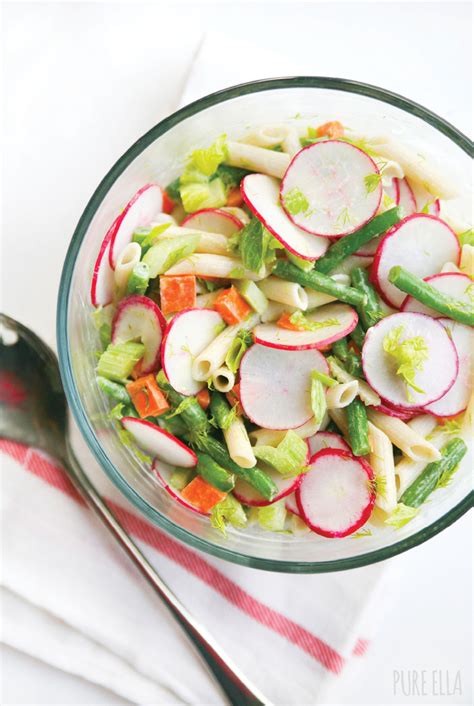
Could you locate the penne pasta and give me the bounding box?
[328,358,381,407]
[226,140,291,179]
[114,242,141,295]
[240,124,289,148]
[368,135,458,199]
[368,424,397,513]
[220,207,250,225]
[192,314,259,381]
[258,276,308,309]
[260,300,296,323]
[212,365,235,393]
[159,225,230,255]
[165,254,269,281]
[379,158,404,182]
[282,127,302,157]
[396,430,447,498]
[328,408,349,437]
[224,417,256,468]
[250,428,286,447]
[406,414,438,438]
[196,289,224,308]
[367,409,441,462]
[326,381,359,409]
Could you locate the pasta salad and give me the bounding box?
[90,120,473,538]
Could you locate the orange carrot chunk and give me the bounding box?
[213,285,251,325]
[160,275,196,316]
[315,121,344,139]
[277,311,305,332]
[196,388,211,411]
[181,476,226,513]
[226,186,243,207]
[126,374,170,418]
[162,190,176,214]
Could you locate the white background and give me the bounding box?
[1,1,472,705]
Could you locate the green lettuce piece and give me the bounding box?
[253,430,308,476]
[225,329,253,374]
[282,187,311,215]
[189,135,228,176]
[214,164,250,191]
[289,310,340,332]
[257,500,287,531]
[384,503,419,528]
[238,217,282,272]
[310,373,327,425]
[458,228,474,247]
[210,494,247,536]
[383,325,428,401]
[180,179,226,213]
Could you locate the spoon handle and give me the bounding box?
[63,443,270,706]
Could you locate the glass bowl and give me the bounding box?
[57,77,473,573]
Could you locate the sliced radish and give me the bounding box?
[152,459,208,515]
[401,272,472,318]
[424,319,473,417]
[111,295,166,374]
[373,402,418,421]
[424,199,441,216]
[307,430,350,458]
[296,449,375,538]
[371,214,460,308]
[109,184,163,268]
[252,303,358,350]
[122,417,197,468]
[362,312,458,410]
[384,178,400,204]
[397,178,417,217]
[240,344,329,429]
[234,467,303,507]
[285,492,301,517]
[241,173,329,260]
[280,140,382,237]
[161,308,224,396]
[90,221,115,307]
[181,208,243,236]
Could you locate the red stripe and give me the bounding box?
[352,638,370,656]
[0,440,346,674]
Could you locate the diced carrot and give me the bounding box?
[226,383,242,415]
[126,374,170,418]
[315,120,344,139]
[162,190,176,214]
[226,186,243,207]
[181,476,226,513]
[196,388,211,411]
[160,275,196,316]
[213,286,251,325]
[130,360,144,380]
[277,311,305,332]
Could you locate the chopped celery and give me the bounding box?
[287,252,314,272]
[382,325,428,401]
[253,431,308,476]
[384,503,419,528]
[235,280,268,314]
[311,369,338,388]
[258,500,287,531]
[97,342,144,382]
[189,135,228,177]
[142,234,199,277]
[180,178,227,213]
[169,468,194,491]
[310,374,327,425]
[224,329,253,374]
[210,494,247,536]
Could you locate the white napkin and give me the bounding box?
[0,33,398,706]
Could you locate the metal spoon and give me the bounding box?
[0,313,270,706]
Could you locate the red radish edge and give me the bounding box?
[90,220,115,307]
[307,430,350,457]
[122,417,197,466]
[370,213,461,308]
[151,459,208,516]
[296,448,375,538]
[280,139,382,238]
[109,183,163,268]
[181,208,244,231]
[111,295,166,374]
[373,402,419,421]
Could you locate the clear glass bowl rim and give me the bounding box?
[57,76,474,573]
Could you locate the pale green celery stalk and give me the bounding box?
[235,280,268,314]
[97,342,144,382]
[258,501,287,531]
[143,234,199,277]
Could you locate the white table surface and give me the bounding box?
[2,2,472,705]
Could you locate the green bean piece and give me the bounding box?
[273,260,366,307]
[388,266,474,326]
[400,438,467,508]
[210,392,234,430]
[195,452,235,492]
[126,261,150,296]
[332,338,363,378]
[346,398,370,456]
[350,322,366,350]
[156,371,210,435]
[314,208,400,274]
[97,376,131,404]
[351,267,384,329]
